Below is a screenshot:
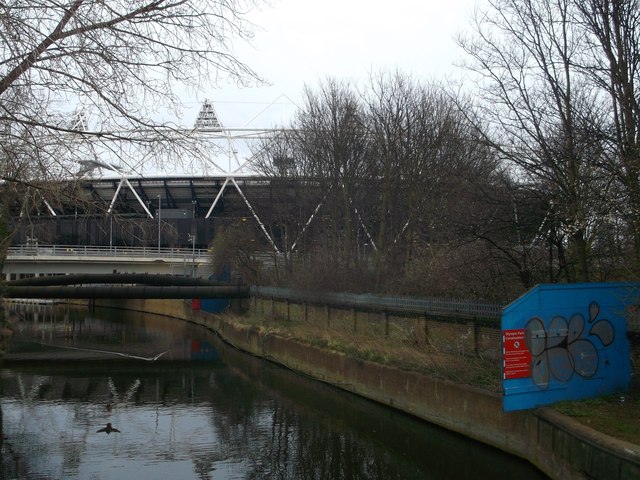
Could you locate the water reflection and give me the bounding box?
[7,304,205,363]
[0,305,547,479]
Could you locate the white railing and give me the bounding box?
[7,244,211,260]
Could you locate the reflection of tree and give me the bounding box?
[0,363,530,480]
[0,405,5,477]
[237,406,401,479]
[1,317,544,480]
[192,453,214,480]
[1,373,91,478]
[202,366,419,479]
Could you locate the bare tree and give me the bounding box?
[295,79,369,268]
[0,1,260,129]
[362,72,499,287]
[575,0,640,271]
[361,72,418,282]
[457,0,611,281]
[0,0,263,258]
[252,74,506,295]
[250,129,325,278]
[209,220,262,284]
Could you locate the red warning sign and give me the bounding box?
[502,329,532,380]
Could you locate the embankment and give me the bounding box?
[96,298,640,480]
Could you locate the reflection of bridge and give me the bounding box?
[4,244,211,281]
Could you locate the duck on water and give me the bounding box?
[96,423,120,434]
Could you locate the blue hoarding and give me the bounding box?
[501,282,637,412]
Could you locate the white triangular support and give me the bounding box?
[205,177,231,218]
[230,177,280,254]
[99,154,155,218]
[205,176,279,253]
[290,193,327,253]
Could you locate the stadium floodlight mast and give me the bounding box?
[194,99,280,253]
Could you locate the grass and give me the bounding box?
[225,308,503,392]
[224,304,640,446]
[553,384,640,444]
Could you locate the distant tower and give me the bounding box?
[194,100,222,131]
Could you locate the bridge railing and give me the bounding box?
[7,244,211,260]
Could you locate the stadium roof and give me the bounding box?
[84,174,275,219]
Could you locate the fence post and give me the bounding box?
[286,299,290,321]
[423,311,429,344]
[271,297,276,319]
[352,307,357,333]
[326,304,331,327]
[304,302,308,322]
[474,316,481,356]
[384,310,390,336]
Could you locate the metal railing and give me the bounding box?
[7,244,211,260]
[251,287,505,360]
[251,286,504,319]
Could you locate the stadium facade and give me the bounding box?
[13,175,303,251]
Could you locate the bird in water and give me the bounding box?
[96,423,120,434]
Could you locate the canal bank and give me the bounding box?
[92,297,640,480]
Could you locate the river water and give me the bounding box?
[0,304,547,480]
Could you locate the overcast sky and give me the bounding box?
[184,0,479,130]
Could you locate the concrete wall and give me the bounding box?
[97,298,640,480]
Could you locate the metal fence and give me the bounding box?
[250,287,640,365]
[251,286,504,319]
[250,286,505,360]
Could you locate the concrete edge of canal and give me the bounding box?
[90,298,640,480]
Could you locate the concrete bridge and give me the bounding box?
[3,244,211,281]
[2,245,250,299]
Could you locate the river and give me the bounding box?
[0,304,547,479]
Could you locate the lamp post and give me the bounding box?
[157,194,161,253]
[192,200,197,276]
[188,233,196,277]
